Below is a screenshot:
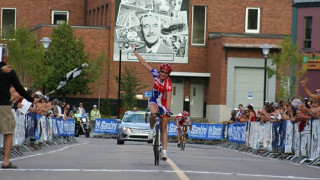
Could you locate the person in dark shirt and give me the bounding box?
[0,46,38,168]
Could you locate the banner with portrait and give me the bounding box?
[114,0,189,63]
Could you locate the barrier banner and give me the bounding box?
[293,122,300,157]
[300,121,311,156]
[34,114,41,140]
[14,111,26,145]
[228,123,245,143]
[263,122,273,151]
[207,124,225,140]
[189,123,208,139]
[272,121,280,150]
[280,120,287,149]
[168,122,225,140]
[25,112,36,138]
[56,118,64,136]
[52,118,59,137]
[64,119,75,136]
[310,120,320,160]
[167,121,178,137]
[47,117,53,141]
[94,118,118,134]
[40,116,48,141]
[285,120,294,153]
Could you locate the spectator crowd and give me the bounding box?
[225,80,320,132]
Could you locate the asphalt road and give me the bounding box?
[1,137,320,180]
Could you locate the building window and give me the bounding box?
[1,8,16,37]
[173,87,176,95]
[191,6,206,46]
[52,10,69,24]
[245,7,260,33]
[304,16,312,49]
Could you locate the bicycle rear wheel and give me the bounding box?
[154,124,160,165]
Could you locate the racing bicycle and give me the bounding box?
[180,124,191,151]
[147,111,172,166]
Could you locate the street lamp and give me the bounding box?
[261,44,271,105]
[40,37,51,95]
[116,37,126,119]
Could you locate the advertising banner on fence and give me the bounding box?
[94,119,118,134]
[168,122,225,140]
[228,123,246,143]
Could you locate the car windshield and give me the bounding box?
[122,112,147,123]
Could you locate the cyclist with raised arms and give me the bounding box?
[175,110,192,148]
[132,44,172,161]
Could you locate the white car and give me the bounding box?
[117,111,152,144]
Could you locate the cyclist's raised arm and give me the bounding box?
[132,44,152,72]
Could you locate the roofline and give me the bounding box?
[170,72,211,77]
[209,32,288,39]
[30,23,110,31]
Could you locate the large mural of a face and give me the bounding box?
[114,0,189,63]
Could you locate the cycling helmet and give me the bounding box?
[182,110,189,117]
[160,63,172,73]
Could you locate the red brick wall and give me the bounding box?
[1,0,85,28]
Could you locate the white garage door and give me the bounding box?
[234,67,264,108]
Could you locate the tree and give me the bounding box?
[267,36,307,101]
[45,23,99,97]
[4,27,46,88]
[115,66,149,110]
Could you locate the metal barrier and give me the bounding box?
[0,111,77,161]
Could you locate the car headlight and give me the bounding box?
[122,127,131,132]
[81,118,87,123]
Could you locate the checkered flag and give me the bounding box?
[47,63,89,95]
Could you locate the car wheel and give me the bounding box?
[117,137,124,145]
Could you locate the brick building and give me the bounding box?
[293,0,320,98]
[0,0,292,122]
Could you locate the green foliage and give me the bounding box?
[115,65,149,110]
[100,99,111,117]
[267,36,307,101]
[4,27,45,88]
[45,23,97,97]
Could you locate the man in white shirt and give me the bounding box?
[76,102,86,116]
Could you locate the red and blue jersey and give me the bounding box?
[149,68,172,114]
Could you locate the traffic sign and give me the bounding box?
[144,91,152,98]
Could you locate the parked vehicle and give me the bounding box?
[117,111,152,144]
[75,113,90,138]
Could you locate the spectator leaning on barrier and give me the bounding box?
[0,46,39,168]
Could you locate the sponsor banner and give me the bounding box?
[14,111,26,145]
[94,119,118,134]
[64,119,75,136]
[167,121,178,137]
[300,121,311,156]
[168,122,225,140]
[263,122,273,151]
[55,118,75,136]
[311,120,320,160]
[285,120,293,153]
[228,123,246,143]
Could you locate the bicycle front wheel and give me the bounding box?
[154,125,160,165]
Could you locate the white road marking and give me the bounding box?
[166,158,190,180]
[0,168,319,179]
[0,143,84,163]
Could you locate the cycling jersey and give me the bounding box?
[149,68,172,115]
[175,113,190,126]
